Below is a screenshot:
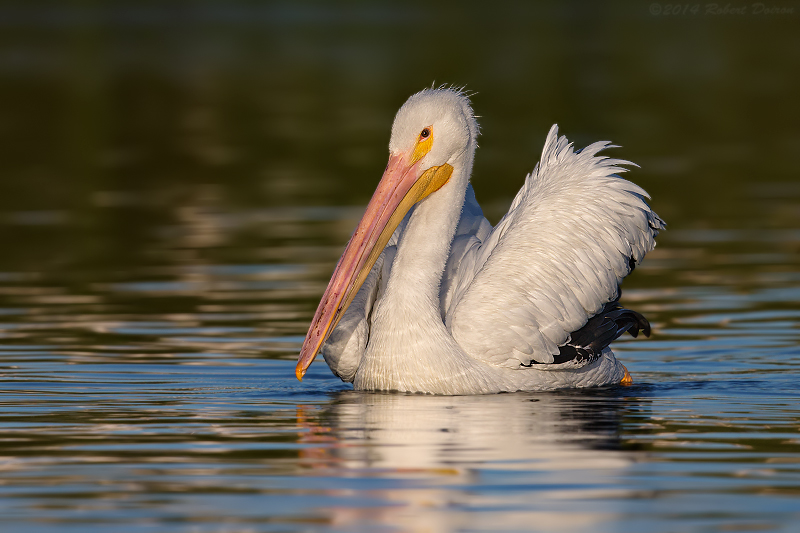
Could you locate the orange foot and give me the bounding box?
[620,364,633,386]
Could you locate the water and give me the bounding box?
[1,2,799,532]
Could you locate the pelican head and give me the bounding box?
[389,88,478,168]
[296,88,478,380]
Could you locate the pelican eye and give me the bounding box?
[410,126,434,164]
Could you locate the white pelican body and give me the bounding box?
[296,88,664,395]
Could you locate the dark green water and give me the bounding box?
[1,2,799,532]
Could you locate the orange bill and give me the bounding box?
[295,148,453,380]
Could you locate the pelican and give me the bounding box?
[295,87,664,395]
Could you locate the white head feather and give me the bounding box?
[388,88,479,171]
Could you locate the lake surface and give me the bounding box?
[1,2,799,532]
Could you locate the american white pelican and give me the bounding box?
[295,87,664,395]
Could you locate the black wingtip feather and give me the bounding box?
[525,288,652,368]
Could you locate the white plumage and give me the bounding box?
[296,87,664,394]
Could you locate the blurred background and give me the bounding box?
[1,1,797,277]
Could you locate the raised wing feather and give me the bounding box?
[444,125,664,367]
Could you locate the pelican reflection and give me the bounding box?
[297,390,644,531]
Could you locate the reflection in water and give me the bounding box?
[316,392,630,468]
[297,391,640,531]
[0,188,798,531]
[0,180,798,531]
